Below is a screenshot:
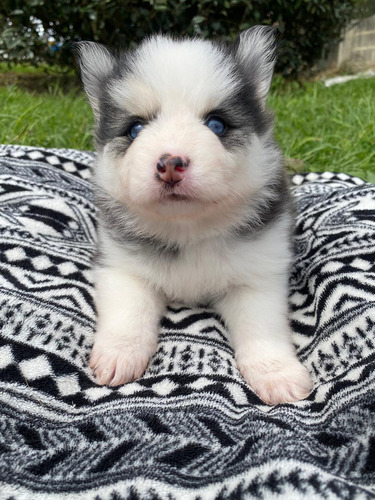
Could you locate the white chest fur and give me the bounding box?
[100,215,292,305]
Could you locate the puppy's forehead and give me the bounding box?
[110,37,238,116]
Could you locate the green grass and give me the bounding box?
[269,78,375,181]
[0,85,93,150]
[0,76,374,179]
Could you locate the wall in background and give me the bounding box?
[335,14,375,69]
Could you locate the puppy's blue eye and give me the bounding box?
[129,122,144,139]
[206,117,226,136]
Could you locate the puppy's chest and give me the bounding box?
[144,240,241,304]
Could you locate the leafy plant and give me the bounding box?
[0,0,367,77]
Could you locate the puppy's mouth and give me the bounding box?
[167,193,190,201]
[158,182,193,203]
[158,192,192,204]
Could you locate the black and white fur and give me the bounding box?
[76,27,313,405]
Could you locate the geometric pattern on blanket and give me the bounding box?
[0,144,374,499]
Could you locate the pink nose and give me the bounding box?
[156,154,190,186]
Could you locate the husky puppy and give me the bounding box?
[76,27,313,405]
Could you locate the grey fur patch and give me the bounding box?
[232,171,293,240]
[199,49,274,151]
[95,96,133,151]
[96,189,180,259]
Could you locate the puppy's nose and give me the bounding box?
[156,153,190,186]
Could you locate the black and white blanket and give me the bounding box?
[0,145,374,499]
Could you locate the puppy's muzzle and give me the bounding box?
[156,153,190,186]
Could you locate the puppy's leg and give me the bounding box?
[215,284,313,405]
[90,267,164,386]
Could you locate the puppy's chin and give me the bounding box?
[133,196,213,222]
[128,174,250,224]
[109,172,241,222]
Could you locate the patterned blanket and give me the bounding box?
[0,145,374,499]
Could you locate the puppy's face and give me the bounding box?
[77,28,277,221]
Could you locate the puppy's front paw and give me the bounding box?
[237,357,313,405]
[90,339,155,387]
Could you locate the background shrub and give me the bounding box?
[0,0,368,77]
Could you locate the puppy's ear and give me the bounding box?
[234,26,277,105]
[75,41,115,118]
